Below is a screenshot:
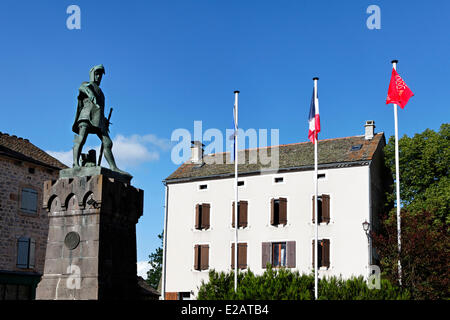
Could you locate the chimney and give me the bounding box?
[364,120,375,140]
[190,141,204,164]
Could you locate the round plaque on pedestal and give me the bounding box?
[64,231,80,250]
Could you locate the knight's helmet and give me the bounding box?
[89,64,105,82]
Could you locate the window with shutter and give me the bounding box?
[20,188,38,214]
[231,243,247,269]
[271,198,286,226]
[195,204,210,230]
[312,239,329,269]
[16,237,34,269]
[232,201,248,228]
[312,196,324,223]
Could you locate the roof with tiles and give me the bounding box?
[165,133,385,183]
[0,132,68,170]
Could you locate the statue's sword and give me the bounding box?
[98,107,113,166]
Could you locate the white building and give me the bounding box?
[161,121,391,300]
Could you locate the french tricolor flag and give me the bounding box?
[308,86,320,143]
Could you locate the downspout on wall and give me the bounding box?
[368,162,373,268]
[161,182,169,300]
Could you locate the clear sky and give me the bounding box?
[1,1,449,275]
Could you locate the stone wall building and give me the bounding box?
[0,132,67,299]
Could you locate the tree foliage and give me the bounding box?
[146,231,163,289]
[197,266,409,300]
[376,124,450,299]
[384,123,449,225]
[372,211,449,299]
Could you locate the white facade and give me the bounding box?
[163,164,377,298]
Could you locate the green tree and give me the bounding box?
[375,123,450,299]
[372,210,449,299]
[384,123,449,225]
[146,231,163,289]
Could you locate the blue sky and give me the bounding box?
[1,1,449,275]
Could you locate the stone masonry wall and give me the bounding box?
[36,174,143,300]
[0,155,59,274]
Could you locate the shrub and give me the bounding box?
[197,266,410,300]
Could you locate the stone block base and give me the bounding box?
[35,172,143,300]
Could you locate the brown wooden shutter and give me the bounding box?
[232,202,235,228]
[240,201,248,228]
[322,195,330,224]
[262,242,271,268]
[231,243,235,269]
[194,245,199,270]
[202,203,210,229]
[232,243,247,269]
[312,196,315,223]
[195,204,200,229]
[238,243,247,269]
[200,245,209,270]
[323,239,330,268]
[286,241,296,268]
[244,243,248,269]
[279,198,287,225]
[270,199,275,225]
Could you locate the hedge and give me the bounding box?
[197,266,410,300]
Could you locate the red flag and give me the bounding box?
[386,68,414,109]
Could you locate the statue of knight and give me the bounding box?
[72,64,129,176]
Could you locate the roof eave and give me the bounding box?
[0,149,66,171]
[163,159,372,185]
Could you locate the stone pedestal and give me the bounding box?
[36,168,143,300]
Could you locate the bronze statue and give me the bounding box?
[72,65,128,175]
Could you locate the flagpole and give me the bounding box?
[391,60,402,286]
[313,77,319,300]
[234,90,239,292]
